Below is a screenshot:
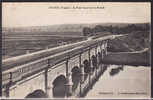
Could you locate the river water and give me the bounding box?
[86,65,151,99]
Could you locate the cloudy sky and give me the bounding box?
[2,2,151,27]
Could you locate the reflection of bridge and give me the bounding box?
[2,35,149,98]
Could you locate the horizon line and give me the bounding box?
[2,22,150,28]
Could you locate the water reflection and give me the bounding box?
[86,65,151,98]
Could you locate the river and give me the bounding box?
[86,65,151,99]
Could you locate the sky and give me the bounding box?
[2,2,151,28]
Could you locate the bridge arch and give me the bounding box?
[83,59,90,81]
[71,66,81,91]
[25,89,47,98]
[83,59,90,74]
[91,55,97,70]
[52,75,67,98]
[98,52,102,65]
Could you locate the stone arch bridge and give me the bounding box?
[2,35,149,98]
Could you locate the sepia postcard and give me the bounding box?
[2,2,151,99]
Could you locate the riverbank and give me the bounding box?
[86,65,151,98]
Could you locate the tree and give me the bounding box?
[83,27,92,36]
[93,25,104,33]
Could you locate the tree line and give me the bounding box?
[83,23,150,36]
